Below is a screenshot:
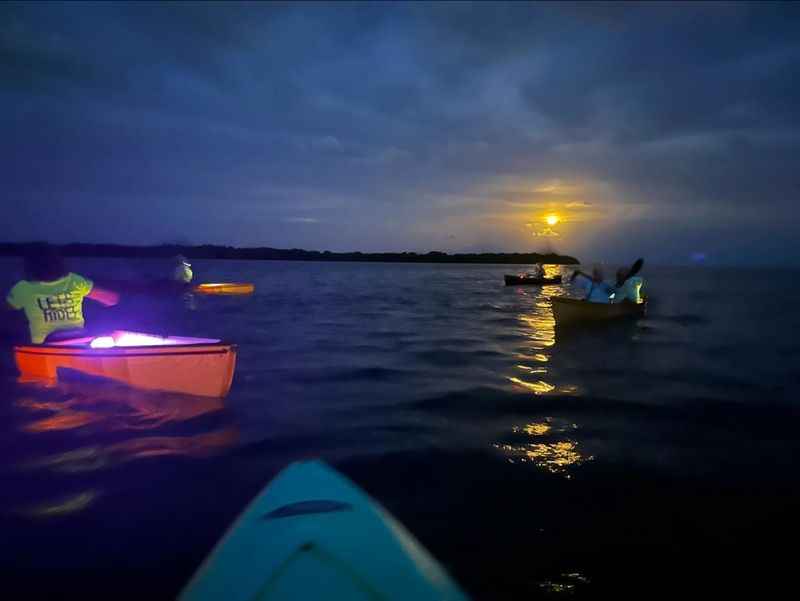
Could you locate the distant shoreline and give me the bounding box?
[0,243,580,266]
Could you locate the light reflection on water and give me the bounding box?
[28,430,239,475]
[515,364,547,374]
[8,379,238,517]
[513,421,552,436]
[16,381,229,433]
[25,491,99,518]
[508,265,583,399]
[3,259,795,598]
[507,376,556,395]
[494,440,593,476]
[538,572,591,594]
[516,352,550,363]
[495,419,591,476]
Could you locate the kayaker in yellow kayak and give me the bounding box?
[173,255,193,284]
[612,266,644,304]
[570,259,644,304]
[570,265,614,303]
[5,244,119,343]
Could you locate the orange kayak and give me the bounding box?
[14,331,237,398]
[551,297,646,326]
[193,282,255,296]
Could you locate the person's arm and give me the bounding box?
[6,283,23,311]
[87,286,119,306]
[569,269,591,283]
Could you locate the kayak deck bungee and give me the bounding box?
[14,331,236,398]
[193,282,255,296]
[180,460,470,601]
[551,296,646,326]
[504,274,563,286]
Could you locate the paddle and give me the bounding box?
[569,267,593,283]
[570,258,643,285]
[620,258,644,285]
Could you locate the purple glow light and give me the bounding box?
[90,336,116,349]
[114,332,169,347]
[84,331,222,349]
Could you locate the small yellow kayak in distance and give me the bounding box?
[551,297,646,327]
[193,282,255,296]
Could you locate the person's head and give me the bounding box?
[24,243,68,282]
[616,267,629,287]
[591,264,605,282]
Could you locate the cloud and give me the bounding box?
[310,136,344,153]
[1,2,799,263]
[282,217,320,224]
[532,181,581,195]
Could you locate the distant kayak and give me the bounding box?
[504,274,562,286]
[551,297,646,326]
[180,460,470,601]
[193,282,255,296]
[14,330,237,398]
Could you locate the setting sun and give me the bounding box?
[545,214,560,226]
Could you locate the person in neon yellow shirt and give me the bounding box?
[6,245,119,344]
[173,255,193,284]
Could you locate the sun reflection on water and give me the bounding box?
[515,352,550,363]
[495,440,592,475]
[515,364,548,376]
[518,316,556,348]
[496,418,592,476]
[509,264,584,398]
[513,421,552,436]
[508,376,556,395]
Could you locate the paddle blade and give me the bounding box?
[628,258,644,277]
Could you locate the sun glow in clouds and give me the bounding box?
[525,213,562,237]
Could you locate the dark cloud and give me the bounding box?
[1,1,799,263]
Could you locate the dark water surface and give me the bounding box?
[2,258,800,599]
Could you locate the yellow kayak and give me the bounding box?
[193,282,255,296]
[551,297,646,326]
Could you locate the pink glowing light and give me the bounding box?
[114,332,170,347]
[85,331,221,349]
[90,336,116,349]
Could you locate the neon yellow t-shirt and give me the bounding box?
[6,273,94,343]
[174,264,193,283]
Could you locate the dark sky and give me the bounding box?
[3,1,800,265]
